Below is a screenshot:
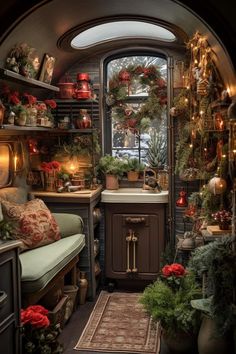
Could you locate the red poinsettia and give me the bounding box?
[161,263,187,292]
[21,304,63,353]
[162,263,186,277]
[8,91,21,105]
[44,99,57,109]
[21,305,50,328]
[23,92,37,106]
[40,160,61,173]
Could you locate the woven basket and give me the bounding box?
[64,285,79,323]
[48,294,68,329]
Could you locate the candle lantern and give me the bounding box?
[214,112,224,130]
[74,73,91,100]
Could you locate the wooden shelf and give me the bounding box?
[0,68,59,92]
[0,124,96,134]
[55,98,98,104]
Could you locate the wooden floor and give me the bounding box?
[58,290,198,354]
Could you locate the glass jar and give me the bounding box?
[26,106,38,126]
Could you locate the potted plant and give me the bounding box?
[146,130,167,170]
[140,263,201,353]
[125,157,145,181]
[189,237,236,354]
[97,154,126,189]
[211,209,232,230]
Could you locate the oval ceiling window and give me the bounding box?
[71,21,176,49]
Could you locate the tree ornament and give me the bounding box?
[208,175,227,195]
[176,190,188,207]
[118,70,131,83]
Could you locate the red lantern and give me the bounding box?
[176,190,188,207]
[74,73,91,99]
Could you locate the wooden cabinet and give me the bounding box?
[104,203,165,282]
[31,187,102,300]
[0,240,22,354]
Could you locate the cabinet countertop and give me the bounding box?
[0,240,23,253]
[30,185,102,204]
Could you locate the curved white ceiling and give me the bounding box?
[71,21,176,49]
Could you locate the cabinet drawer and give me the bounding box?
[0,319,17,354]
[0,250,18,325]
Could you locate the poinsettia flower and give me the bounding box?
[44,99,57,109]
[23,93,37,105]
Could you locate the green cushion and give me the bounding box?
[20,233,85,293]
[52,213,84,238]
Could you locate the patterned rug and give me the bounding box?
[74,291,160,353]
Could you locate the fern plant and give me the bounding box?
[140,271,201,335]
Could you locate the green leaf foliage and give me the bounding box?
[188,237,236,335]
[140,272,201,335]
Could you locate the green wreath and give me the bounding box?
[106,64,167,131]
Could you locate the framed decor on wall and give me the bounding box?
[38,53,56,84]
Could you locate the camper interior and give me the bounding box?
[0,1,235,353]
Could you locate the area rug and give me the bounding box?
[74,291,160,353]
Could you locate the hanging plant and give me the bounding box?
[106,64,167,131]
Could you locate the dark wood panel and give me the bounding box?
[105,203,165,284]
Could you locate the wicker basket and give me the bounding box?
[64,285,79,324]
[48,294,68,330]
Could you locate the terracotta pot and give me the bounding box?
[57,82,75,99]
[105,174,119,190]
[127,171,139,181]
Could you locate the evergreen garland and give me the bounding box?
[107,64,167,131]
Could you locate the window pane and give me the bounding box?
[106,55,167,165]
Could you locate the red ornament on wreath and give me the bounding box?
[127,118,138,128]
[118,70,131,83]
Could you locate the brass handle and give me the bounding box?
[126,231,132,273]
[132,232,138,273]
[125,217,145,224]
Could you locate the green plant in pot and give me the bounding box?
[125,157,145,181]
[145,130,167,170]
[188,237,236,354]
[97,154,126,190]
[140,263,201,353]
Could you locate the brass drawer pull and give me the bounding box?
[132,232,138,273]
[125,217,145,224]
[126,230,132,273]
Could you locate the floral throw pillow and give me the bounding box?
[0,198,60,251]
